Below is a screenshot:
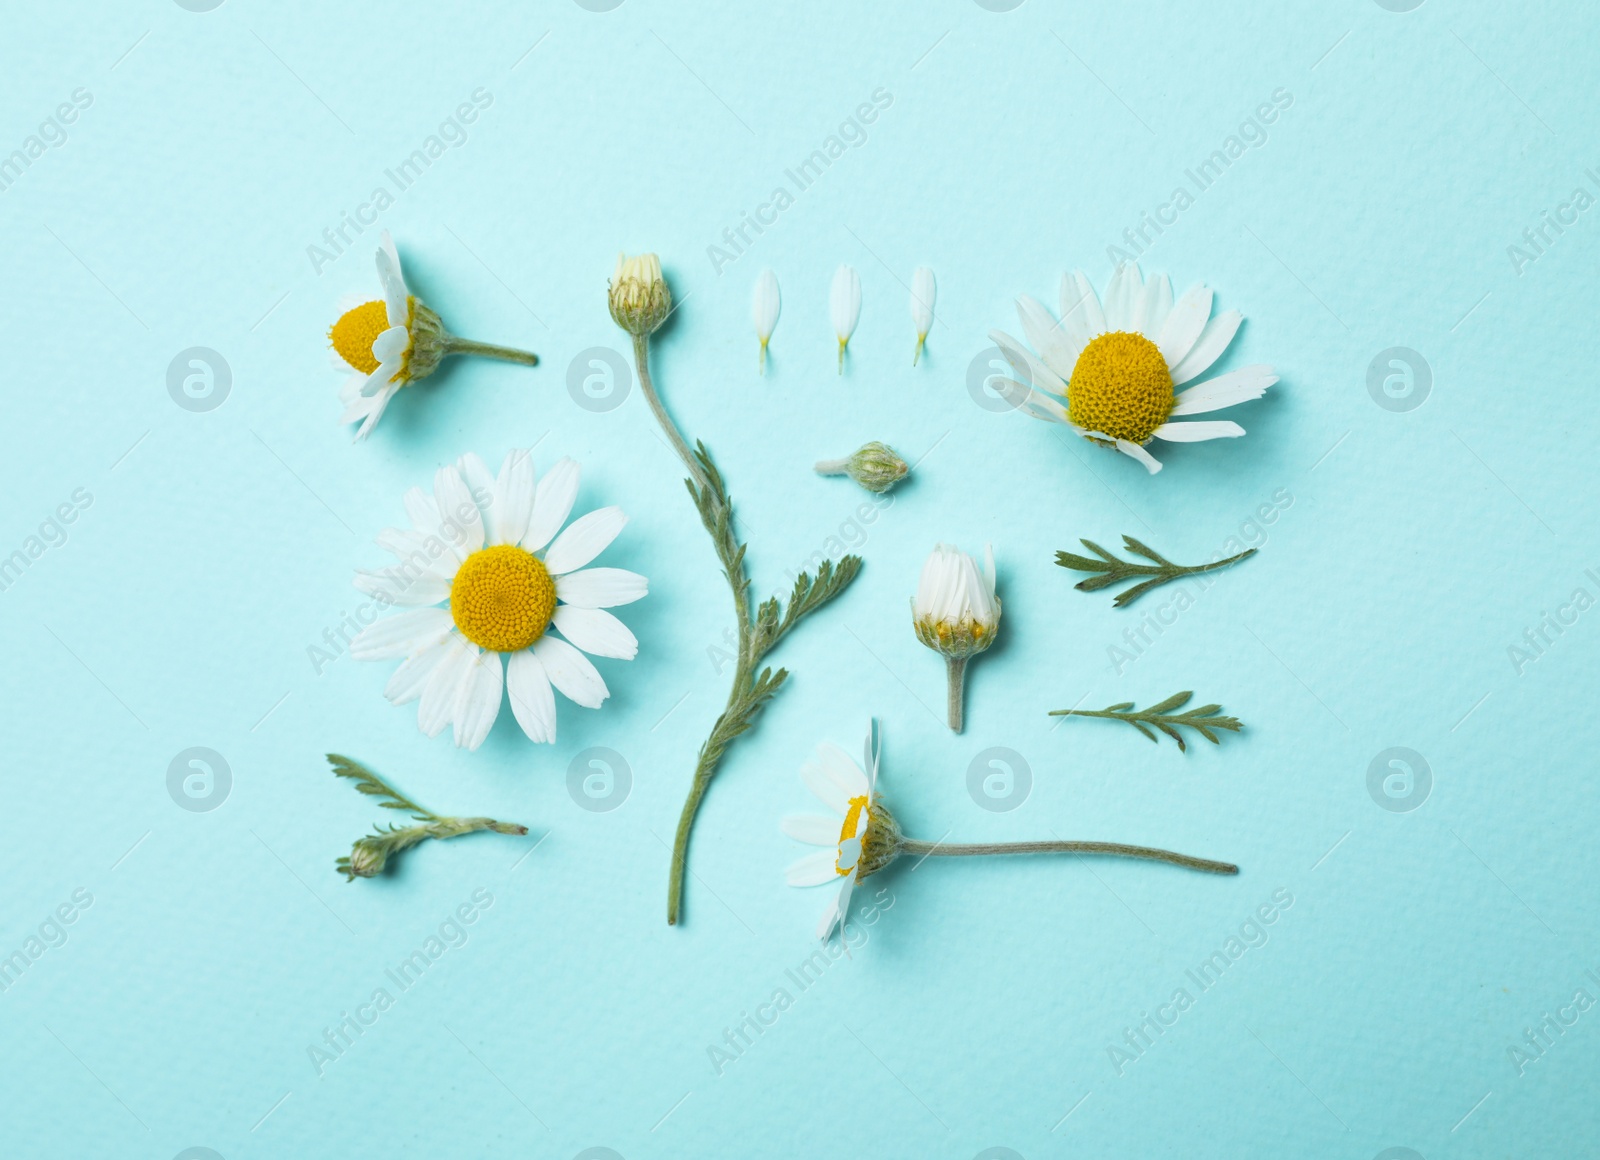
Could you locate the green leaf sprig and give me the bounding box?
[1048,693,1242,752]
[1056,535,1255,607]
[329,754,527,881]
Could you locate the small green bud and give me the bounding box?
[815,441,909,494]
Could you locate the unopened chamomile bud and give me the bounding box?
[346,837,387,879]
[814,441,909,494]
[608,252,672,337]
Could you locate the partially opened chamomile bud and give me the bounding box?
[609,252,673,337]
[912,543,1000,732]
[815,441,908,494]
[329,230,539,440]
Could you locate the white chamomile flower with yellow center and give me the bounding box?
[328,230,538,440]
[349,450,646,750]
[782,723,902,941]
[988,263,1277,474]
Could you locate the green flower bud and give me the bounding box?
[815,441,909,494]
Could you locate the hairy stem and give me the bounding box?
[445,337,540,365]
[945,656,967,733]
[633,334,710,493]
[899,838,1238,876]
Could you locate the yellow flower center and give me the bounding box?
[1067,331,1174,444]
[449,544,557,653]
[329,299,391,376]
[836,794,870,876]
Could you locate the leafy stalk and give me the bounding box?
[1055,535,1255,608]
[629,334,862,926]
[1048,693,1242,752]
[329,754,527,881]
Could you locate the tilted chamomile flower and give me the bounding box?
[328,230,539,440]
[987,263,1277,473]
[913,543,999,733]
[782,722,903,941]
[348,450,648,749]
[784,721,1240,944]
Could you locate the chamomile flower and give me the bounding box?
[349,450,647,750]
[988,263,1277,474]
[782,722,902,941]
[328,230,539,440]
[913,543,1000,732]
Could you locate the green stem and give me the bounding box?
[899,838,1237,875]
[445,336,540,366]
[632,334,710,494]
[946,656,967,733]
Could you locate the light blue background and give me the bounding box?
[2,0,1596,1156]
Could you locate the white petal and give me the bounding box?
[830,264,861,340]
[417,635,474,738]
[1066,271,1106,338]
[1157,285,1214,368]
[786,850,840,888]
[371,325,410,364]
[1170,365,1278,415]
[782,815,843,847]
[1152,420,1246,442]
[489,449,536,547]
[817,742,870,798]
[1169,310,1242,385]
[434,466,485,557]
[1125,264,1152,333]
[349,607,453,660]
[552,606,638,660]
[353,568,450,607]
[384,641,448,705]
[816,879,853,940]
[451,650,503,751]
[910,266,935,334]
[1005,382,1071,424]
[376,230,408,328]
[455,452,497,529]
[522,458,580,552]
[988,329,1069,398]
[1014,296,1078,379]
[1140,273,1174,341]
[1113,439,1164,474]
[555,567,648,608]
[1102,262,1140,331]
[532,635,609,708]
[358,359,402,398]
[506,649,556,743]
[752,268,780,339]
[800,758,850,815]
[543,506,627,575]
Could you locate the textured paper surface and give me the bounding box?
[1,1,1596,1155]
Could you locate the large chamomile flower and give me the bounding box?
[782,723,902,941]
[349,450,646,750]
[988,263,1277,474]
[329,231,538,440]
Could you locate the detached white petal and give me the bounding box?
[1152,420,1246,442]
[910,266,935,365]
[831,264,861,374]
[753,268,780,375]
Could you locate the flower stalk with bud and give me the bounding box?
[912,543,999,732]
[814,441,908,494]
[786,723,1238,941]
[329,755,526,881]
[609,253,862,927]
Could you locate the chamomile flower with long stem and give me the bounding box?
[785,723,1239,942]
[831,264,861,374]
[348,449,646,750]
[609,251,862,926]
[910,266,935,365]
[987,263,1276,473]
[753,268,780,375]
[328,230,539,440]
